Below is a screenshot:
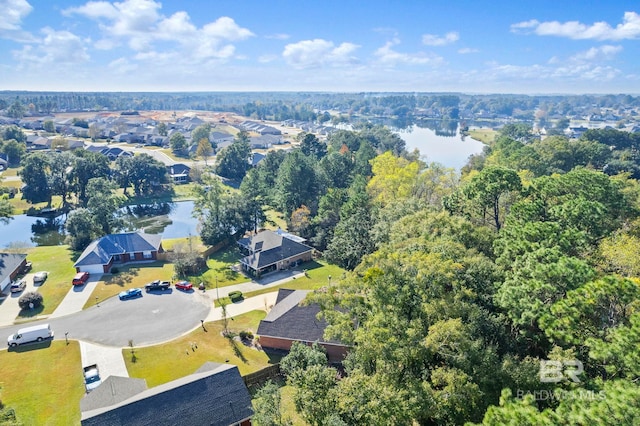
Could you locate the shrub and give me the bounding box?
[18,291,43,310]
[239,330,254,341]
[229,290,243,302]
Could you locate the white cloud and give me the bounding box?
[422,31,459,46]
[458,47,479,54]
[0,0,32,30]
[258,54,278,63]
[283,39,360,68]
[108,56,138,73]
[13,27,90,65]
[375,39,443,66]
[265,33,290,40]
[63,0,254,61]
[570,45,622,62]
[511,11,640,40]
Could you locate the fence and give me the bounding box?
[242,364,282,390]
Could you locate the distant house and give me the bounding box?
[249,152,265,167]
[0,253,28,293]
[74,232,163,274]
[100,147,134,161]
[0,157,7,170]
[167,163,191,184]
[81,363,253,426]
[237,230,313,277]
[257,289,349,363]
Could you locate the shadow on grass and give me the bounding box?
[227,336,248,363]
[300,260,324,271]
[103,269,141,287]
[17,304,45,318]
[8,339,52,352]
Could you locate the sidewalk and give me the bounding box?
[206,270,306,300]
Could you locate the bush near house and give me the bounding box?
[18,292,43,310]
[229,290,243,302]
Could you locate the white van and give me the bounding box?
[7,323,54,347]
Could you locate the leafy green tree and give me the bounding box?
[7,100,26,119]
[191,123,212,150]
[275,150,320,217]
[115,154,167,197]
[86,177,124,234]
[0,197,12,224]
[2,126,26,143]
[156,122,168,136]
[325,176,375,269]
[215,131,252,180]
[20,152,52,205]
[71,150,111,206]
[299,133,327,159]
[65,208,100,250]
[367,151,421,206]
[43,119,55,133]
[318,151,353,189]
[47,152,75,209]
[252,381,292,426]
[169,132,188,154]
[0,139,26,166]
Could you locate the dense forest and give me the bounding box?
[2,91,640,124]
[239,124,640,425]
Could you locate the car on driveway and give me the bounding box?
[10,279,26,293]
[174,281,193,291]
[72,271,90,286]
[144,280,171,292]
[33,271,48,284]
[118,288,142,300]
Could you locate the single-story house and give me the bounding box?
[257,289,349,363]
[0,157,7,170]
[0,253,28,293]
[74,232,163,274]
[81,363,253,426]
[237,230,313,277]
[167,163,191,184]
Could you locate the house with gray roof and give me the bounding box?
[0,253,28,293]
[81,363,253,426]
[74,232,163,274]
[237,230,313,277]
[257,289,349,363]
[0,156,7,170]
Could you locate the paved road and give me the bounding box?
[1,288,211,348]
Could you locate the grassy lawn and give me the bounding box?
[125,310,275,388]
[265,209,287,230]
[279,385,309,425]
[16,245,78,319]
[241,260,345,302]
[162,236,207,252]
[83,261,174,309]
[468,128,497,144]
[0,341,84,425]
[197,246,248,288]
[0,166,20,177]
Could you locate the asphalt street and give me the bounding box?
[1,288,211,348]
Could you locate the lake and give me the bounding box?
[0,200,200,249]
[395,123,485,170]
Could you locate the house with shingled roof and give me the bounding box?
[257,289,349,363]
[74,232,163,274]
[237,230,313,277]
[80,363,253,426]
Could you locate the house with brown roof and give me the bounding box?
[237,230,313,277]
[257,289,349,363]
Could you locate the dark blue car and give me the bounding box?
[118,288,142,300]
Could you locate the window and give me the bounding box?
[143,251,153,259]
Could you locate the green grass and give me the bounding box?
[279,385,309,425]
[124,310,275,387]
[0,341,84,425]
[242,260,345,300]
[468,129,497,144]
[15,245,78,318]
[196,246,247,288]
[162,236,207,253]
[0,166,20,177]
[83,261,175,308]
[265,209,287,230]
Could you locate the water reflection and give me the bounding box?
[31,216,66,246]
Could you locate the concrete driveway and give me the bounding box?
[49,274,102,319]
[0,272,38,325]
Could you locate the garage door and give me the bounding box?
[79,264,105,275]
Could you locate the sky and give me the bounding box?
[0,0,639,94]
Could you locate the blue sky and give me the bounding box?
[0,0,639,93]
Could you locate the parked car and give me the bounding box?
[10,279,26,293]
[118,288,142,300]
[72,271,90,286]
[144,280,171,292]
[174,280,193,291]
[22,261,32,273]
[33,271,48,284]
[83,364,102,393]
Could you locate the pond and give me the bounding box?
[0,200,200,249]
[394,121,485,170]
